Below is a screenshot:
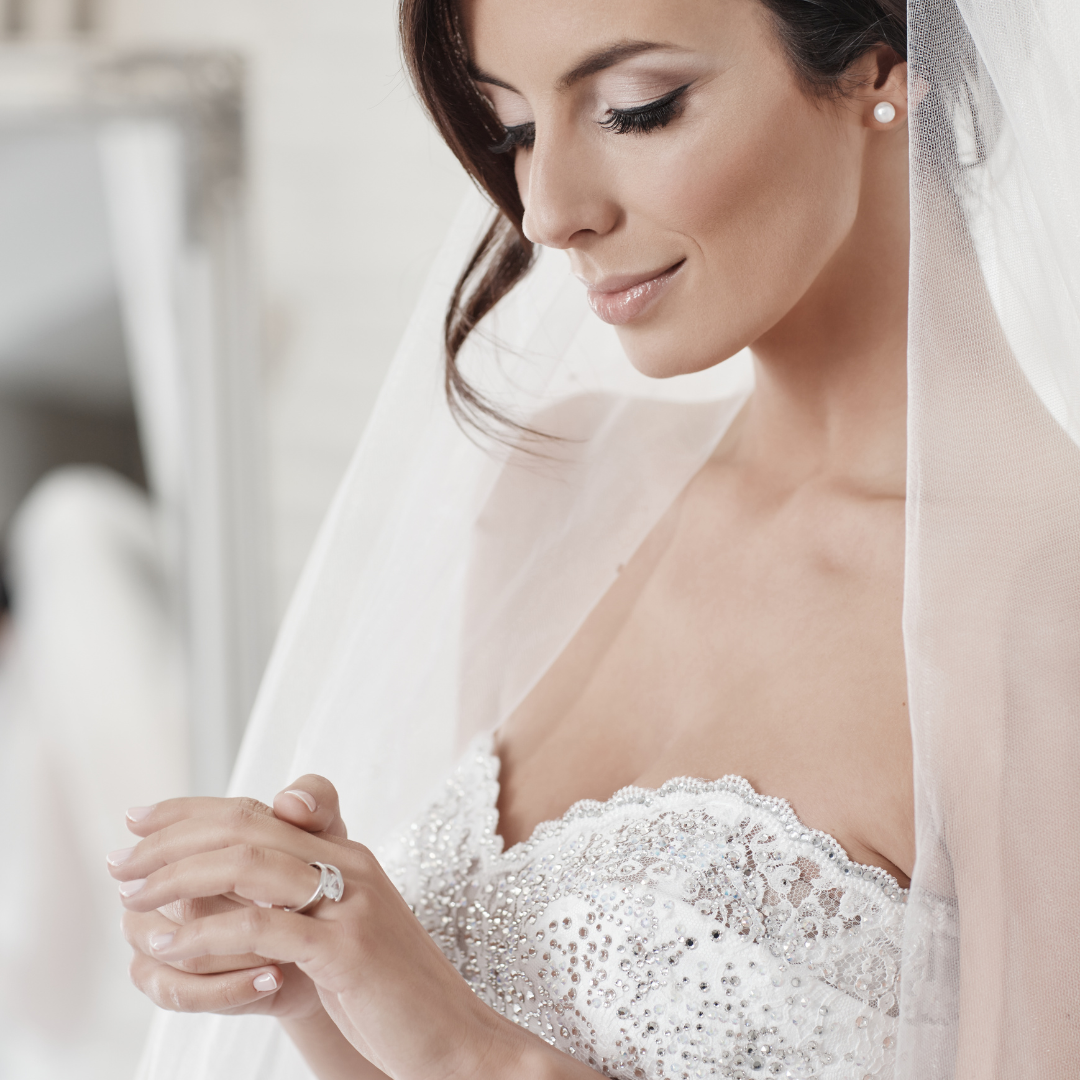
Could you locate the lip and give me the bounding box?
[585,260,685,326]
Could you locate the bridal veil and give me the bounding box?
[136,1,1080,1076]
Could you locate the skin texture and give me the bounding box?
[112,1,913,1077]
[471,0,914,883]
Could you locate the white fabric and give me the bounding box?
[100,116,269,796]
[0,467,186,1080]
[138,1,1080,1075]
[382,733,907,1078]
[901,1,1080,1076]
[98,122,188,545]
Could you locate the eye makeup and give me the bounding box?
[491,122,536,154]
[490,82,693,153]
[599,82,691,136]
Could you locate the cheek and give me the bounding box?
[623,94,864,376]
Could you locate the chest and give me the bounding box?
[381,740,907,1080]
[495,470,913,879]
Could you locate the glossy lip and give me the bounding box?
[585,260,686,326]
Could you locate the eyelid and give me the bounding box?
[486,80,693,153]
[598,82,691,137]
[475,82,533,129]
[607,82,692,117]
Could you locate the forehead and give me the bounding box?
[461,0,762,85]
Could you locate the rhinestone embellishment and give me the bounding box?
[380,736,906,1079]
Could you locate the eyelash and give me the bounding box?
[599,83,691,136]
[490,124,535,155]
[489,83,691,155]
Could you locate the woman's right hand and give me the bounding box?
[115,778,349,1021]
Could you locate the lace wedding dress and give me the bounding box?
[382,735,907,1080]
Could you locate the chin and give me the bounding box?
[615,324,748,381]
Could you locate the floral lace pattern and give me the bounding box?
[380,736,907,1079]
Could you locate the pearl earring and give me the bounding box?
[874,102,897,124]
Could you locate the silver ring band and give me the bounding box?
[284,862,345,914]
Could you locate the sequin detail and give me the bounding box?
[380,736,907,1079]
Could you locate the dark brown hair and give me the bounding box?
[399,0,906,434]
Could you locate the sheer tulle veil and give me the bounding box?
[136,1,1080,1076]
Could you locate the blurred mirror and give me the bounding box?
[0,38,267,1080]
[0,45,268,791]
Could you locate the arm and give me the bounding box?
[282,1010,389,1080]
[282,988,590,1080]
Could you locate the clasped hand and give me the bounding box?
[106,777,531,1079]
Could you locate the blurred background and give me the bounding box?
[0,2,468,1076]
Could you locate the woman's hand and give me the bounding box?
[107,779,548,1080]
[109,781,349,1024]
[121,894,320,1020]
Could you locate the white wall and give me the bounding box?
[101,0,470,618]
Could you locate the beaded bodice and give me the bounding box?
[379,736,907,1079]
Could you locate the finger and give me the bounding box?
[122,795,274,840]
[158,893,245,925]
[123,907,273,975]
[108,802,334,882]
[149,905,334,970]
[129,949,284,1014]
[119,846,323,915]
[273,775,348,839]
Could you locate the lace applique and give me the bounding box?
[381,737,907,1079]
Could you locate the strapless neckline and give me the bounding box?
[478,733,908,900]
[383,732,908,1078]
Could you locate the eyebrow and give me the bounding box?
[469,40,676,95]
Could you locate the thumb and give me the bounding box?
[273,775,347,839]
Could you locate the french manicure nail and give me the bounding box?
[118,878,147,898]
[150,932,175,952]
[107,846,135,867]
[284,789,317,813]
[254,900,273,909]
[127,805,155,822]
[253,972,278,993]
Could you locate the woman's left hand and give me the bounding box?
[108,779,536,1080]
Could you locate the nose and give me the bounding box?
[519,132,620,249]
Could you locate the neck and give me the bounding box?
[735,134,910,498]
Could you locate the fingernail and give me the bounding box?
[127,805,155,822]
[254,900,273,909]
[253,972,278,993]
[149,932,175,952]
[107,846,135,867]
[118,878,147,898]
[284,789,317,813]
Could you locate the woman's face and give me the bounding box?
[463,0,897,378]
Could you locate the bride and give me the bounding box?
[108,0,1080,1077]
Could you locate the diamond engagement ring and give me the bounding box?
[284,862,345,914]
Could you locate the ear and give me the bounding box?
[858,47,908,130]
